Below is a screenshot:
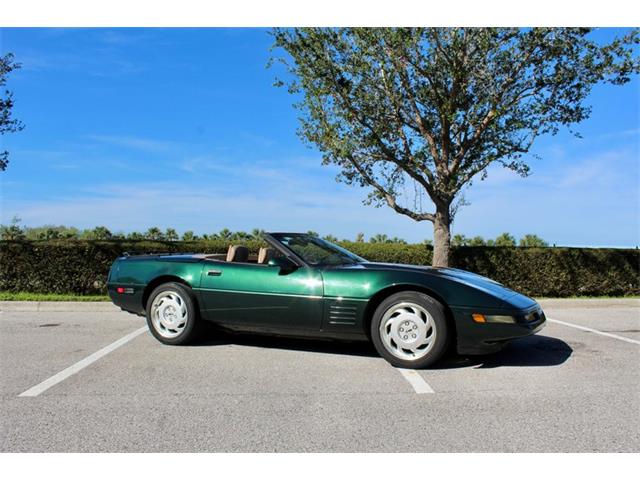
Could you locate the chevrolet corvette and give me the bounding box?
[107,232,546,368]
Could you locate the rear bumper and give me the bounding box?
[107,283,145,315]
[453,303,546,355]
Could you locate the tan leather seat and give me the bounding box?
[258,247,274,264]
[226,245,249,263]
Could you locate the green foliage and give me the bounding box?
[164,228,179,241]
[82,226,113,240]
[144,227,164,241]
[0,291,109,301]
[369,234,407,244]
[251,228,265,239]
[0,216,25,240]
[1,240,636,297]
[468,236,486,247]
[342,241,433,265]
[452,233,541,247]
[0,221,549,250]
[271,28,639,266]
[0,239,260,295]
[182,230,197,241]
[218,228,233,240]
[451,234,468,246]
[494,232,517,247]
[451,247,639,298]
[519,234,549,247]
[1,53,25,171]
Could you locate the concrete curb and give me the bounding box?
[0,301,121,312]
[537,298,640,309]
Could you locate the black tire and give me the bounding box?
[370,291,449,369]
[145,282,200,345]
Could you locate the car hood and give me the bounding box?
[354,262,524,302]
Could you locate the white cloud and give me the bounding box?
[5,179,424,241]
[86,135,178,153]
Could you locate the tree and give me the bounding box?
[272,28,639,266]
[89,226,113,240]
[370,233,390,243]
[218,228,233,240]
[355,232,365,242]
[38,227,61,240]
[519,234,548,247]
[92,226,112,240]
[165,228,179,241]
[0,216,25,240]
[494,232,516,247]
[451,234,468,246]
[251,228,265,239]
[323,234,339,242]
[468,236,486,246]
[127,231,144,240]
[232,231,251,241]
[182,230,197,241]
[145,227,164,241]
[1,53,24,171]
[389,236,407,244]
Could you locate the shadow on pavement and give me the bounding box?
[191,329,572,369]
[192,328,380,358]
[438,335,573,369]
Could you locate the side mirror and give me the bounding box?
[267,256,298,273]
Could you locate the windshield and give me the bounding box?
[270,233,366,266]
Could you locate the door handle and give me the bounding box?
[207,270,222,276]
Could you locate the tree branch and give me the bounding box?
[346,153,435,222]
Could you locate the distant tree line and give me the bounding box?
[0,217,551,247]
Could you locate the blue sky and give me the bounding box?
[0,28,638,246]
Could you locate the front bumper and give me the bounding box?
[453,303,546,355]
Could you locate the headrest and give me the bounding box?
[226,245,249,262]
[258,247,275,264]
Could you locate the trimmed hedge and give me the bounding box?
[0,240,638,297]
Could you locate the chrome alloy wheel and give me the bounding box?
[379,301,436,361]
[150,291,189,339]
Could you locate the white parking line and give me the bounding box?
[397,368,435,394]
[548,318,640,346]
[18,326,148,397]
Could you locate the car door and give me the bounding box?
[198,259,324,332]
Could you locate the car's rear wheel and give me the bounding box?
[370,291,449,369]
[146,282,200,345]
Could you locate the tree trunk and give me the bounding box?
[432,204,451,268]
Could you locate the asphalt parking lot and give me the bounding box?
[1,298,638,452]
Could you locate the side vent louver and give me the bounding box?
[328,303,357,325]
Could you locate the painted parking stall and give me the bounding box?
[0,298,638,452]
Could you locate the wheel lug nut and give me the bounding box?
[403,335,408,340]
[412,334,416,338]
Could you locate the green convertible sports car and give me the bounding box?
[108,232,546,368]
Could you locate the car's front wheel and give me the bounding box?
[370,291,449,369]
[146,282,200,345]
